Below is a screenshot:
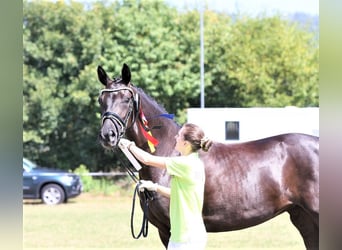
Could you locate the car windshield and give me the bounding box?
[23,158,37,172]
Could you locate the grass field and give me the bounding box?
[23,192,305,250]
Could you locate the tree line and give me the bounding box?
[23,0,318,171]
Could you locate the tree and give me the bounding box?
[23,0,108,170]
[96,1,201,122]
[203,13,318,107]
[23,0,318,171]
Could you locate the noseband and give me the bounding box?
[100,86,138,138]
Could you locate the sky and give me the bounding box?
[165,0,319,16]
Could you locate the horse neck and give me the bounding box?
[128,89,179,154]
[126,89,180,183]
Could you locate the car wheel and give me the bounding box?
[41,184,65,205]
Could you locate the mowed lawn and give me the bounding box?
[23,192,305,250]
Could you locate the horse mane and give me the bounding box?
[132,83,170,116]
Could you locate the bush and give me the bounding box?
[73,164,95,192]
[74,164,135,195]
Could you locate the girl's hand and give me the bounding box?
[119,138,135,149]
[138,180,158,192]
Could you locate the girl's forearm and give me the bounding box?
[128,144,166,169]
[156,184,171,198]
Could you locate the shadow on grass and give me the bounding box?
[22,198,80,205]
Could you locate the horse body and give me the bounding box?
[97,64,319,249]
[201,134,319,232]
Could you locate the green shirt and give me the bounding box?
[165,152,206,243]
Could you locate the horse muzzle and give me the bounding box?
[99,119,122,149]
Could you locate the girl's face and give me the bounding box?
[174,127,189,155]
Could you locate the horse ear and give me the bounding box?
[121,63,131,85]
[97,66,109,86]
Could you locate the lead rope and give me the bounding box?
[131,183,149,238]
[113,148,153,239]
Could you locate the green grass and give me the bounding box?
[23,192,305,250]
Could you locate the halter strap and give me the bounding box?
[100,87,135,96]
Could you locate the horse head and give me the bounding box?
[97,64,140,149]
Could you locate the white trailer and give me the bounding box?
[187,107,319,142]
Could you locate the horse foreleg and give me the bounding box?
[288,206,319,250]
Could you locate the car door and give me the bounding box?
[23,168,39,198]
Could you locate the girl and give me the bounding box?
[120,123,212,250]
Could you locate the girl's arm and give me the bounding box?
[128,143,167,169]
[122,139,171,198]
[139,180,171,198]
[156,184,171,198]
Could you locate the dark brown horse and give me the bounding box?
[97,64,319,249]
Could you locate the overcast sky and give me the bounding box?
[165,0,319,16]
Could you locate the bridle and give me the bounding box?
[99,86,139,139]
